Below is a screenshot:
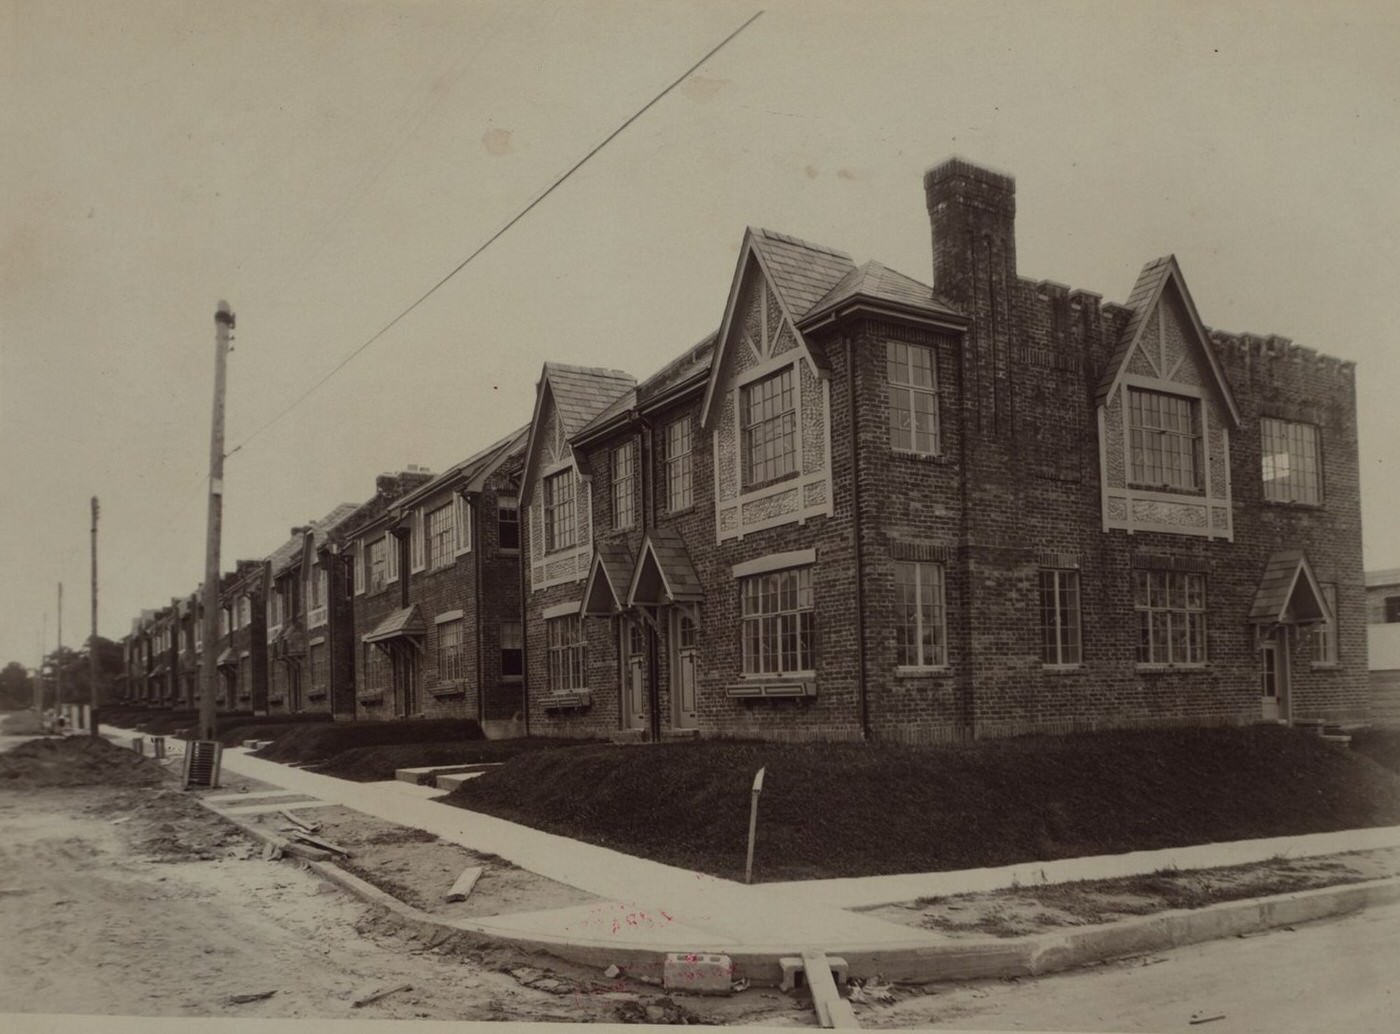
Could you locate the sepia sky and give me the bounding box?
[2,0,1398,666]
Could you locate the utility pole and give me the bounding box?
[56,583,63,715]
[35,613,46,716]
[90,496,100,735]
[199,301,234,742]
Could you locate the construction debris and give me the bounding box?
[225,990,277,1005]
[353,983,412,1008]
[290,832,350,857]
[279,809,321,834]
[445,865,484,902]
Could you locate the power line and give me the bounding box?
[225,9,764,460]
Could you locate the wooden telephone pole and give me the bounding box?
[90,496,100,735]
[199,301,234,742]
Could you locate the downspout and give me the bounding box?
[845,335,870,741]
[516,477,530,737]
[468,489,485,726]
[639,414,662,743]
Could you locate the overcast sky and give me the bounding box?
[3,0,1398,666]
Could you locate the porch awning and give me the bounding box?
[628,528,704,606]
[581,541,635,617]
[1249,550,1330,625]
[362,605,426,644]
[216,647,237,670]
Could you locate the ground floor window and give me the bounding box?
[1134,570,1207,665]
[363,645,389,693]
[500,621,523,680]
[547,614,586,692]
[741,566,814,675]
[895,561,946,668]
[437,618,464,681]
[309,642,327,687]
[1309,583,1338,664]
[1039,569,1081,666]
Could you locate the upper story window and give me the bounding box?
[887,341,939,455]
[1039,569,1082,667]
[1128,389,1201,491]
[500,620,523,680]
[543,470,576,552]
[612,443,635,531]
[665,417,693,511]
[895,560,946,668]
[1261,418,1321,505]
[740,565,813,676]
[366,537,387,593]
[426,502,455,571]
[1386,596,1400,623]
[498,497,520,552]
[1134,570,1207,665]
[741,367,797,488]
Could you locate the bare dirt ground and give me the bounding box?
[0,738,796,1025]
[861,848,1400,938]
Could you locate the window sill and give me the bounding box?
[894,665,950,678]
[890,449,948,465]
[358,693,385,704]
[740,471,799,495]
[1261,499,1324,510]
[1135,663,1211,673]
[430,686,467,700]
[1041,664,1084,674]
[728,680,815,699]
[1310,662,1339,671]
[543,691,591,712]
[663,504,697,519]
[307,692,327,702]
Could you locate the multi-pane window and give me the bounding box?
[612,444,636,530]
[309,642,326,688]
[894,561,947,668]
[427,503,455,571]
[1128,389,1201,490]
[665,417,694,511]
[741,367,797,488]
[1134,570,1207,665]
[363,645,388,693]
[887,341,939,455]
[500,621,523,679]
[366,537,387,593]
[437,618,464,681]
[547,615,586,692]
[741,566,814,675]
[498,497,520,551]
[543,470,575,552]
[1310,583,1338,664]
[1039,569,1082,666]
[1261,418,1322,505]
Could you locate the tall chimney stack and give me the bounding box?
[923,158,1017,300]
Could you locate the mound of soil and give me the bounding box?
[0,736,168,788]
[1352,728,1400,775]
[313,737,595,782]
[252,718,485,765]
[444,726,1400,882]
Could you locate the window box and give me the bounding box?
[268,695,285,705]
[307,692,327,702]
[431,687,467,700]
[358,693,385,705]
[543,690,591,711]
[727,680,815,699]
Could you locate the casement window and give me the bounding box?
[219,609,229,638]
[1387,596,1400,624]
[1261,418,1322,505]
[612,443,636,530]
[1039,569,1082,666]
[437,618,464,681]
[500,620,523,680]
[887,341,940,455]
[543,470,575,552]
[1128,389,1201,491]
[354,542,366,595]
[362,645,388,693]
[1134,570,1207,665]
[410,510,426,573]
[497,497,520,551]
[309,642,326,688]
[386,531,400,583]
[741,367,797,488]
[546,614,586,692]
[1310,583,1338,665]
[426,503,455,571]
[665,417,694,511]
[895,561,947,668]
[366,537,387,593]
[453,494,472,556]
[741,565,814,675]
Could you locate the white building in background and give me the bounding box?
[1367,568,1400,726]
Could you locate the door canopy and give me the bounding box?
[1249,550,1330,625]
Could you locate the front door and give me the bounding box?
[621,618,647,731]
[671,610,699,731]
[394,647,419,718]
[1259,627,1289,722]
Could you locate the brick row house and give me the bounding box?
[348,431,527,730]
[522,158,1368,743]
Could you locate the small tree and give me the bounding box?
[0,661,33,711]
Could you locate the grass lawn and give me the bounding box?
[1352,728,1400,775]
[441,725,1400,882]
[310,737,598,782]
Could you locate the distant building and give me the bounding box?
[1367,568,1400,726]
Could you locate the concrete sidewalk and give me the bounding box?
[102,725,1400,985]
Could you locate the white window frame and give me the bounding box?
[887,340,940,456]
[740,365,798,489]
[665,416,694,511]
[740,565,815,677]
[1127,388,1202,491]
[453,494,473,556]
[354,541,366,595]
[894,560,947,669]
[1261,417,1322,506]
[436,617,465,682]
[367,536,388,593]
[409,509,426,574]
[1039,568,1082,667]
[1310,582,1338,665]
[385,531,400,584]
[1134,570,1208,666]
[612,442,636,531]
[543,468,576,553]
[546,614,586,692]
[426,501,455,571]
[497,496,520,552]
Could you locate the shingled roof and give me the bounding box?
[748,228,856,320]
[544,362,636,436]
[1249,550,1329,625]
[574,333,718,444]
[801,260,962,327]
[267,502,359,576]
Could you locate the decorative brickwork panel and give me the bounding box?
[772,321,800,358]
[1104,399,1126,485]
[741,487,800,524]
[803,480,827,508]
[1126,343,1159,378]
[1132,499,1208,527]
[799,361,826,475]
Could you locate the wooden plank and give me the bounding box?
[800,951,859,1029]
[445,865,484,902]
[291,831,351,857]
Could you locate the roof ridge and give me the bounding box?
[752,226,853,261]
[544,360,636,380]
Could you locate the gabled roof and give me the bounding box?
[1249,550,1330,625]
[396,425,530,512]
[799,260,964,330]
[520,362,636,504]
[701,227,857,427]
[267,502,358,576]
[574,333,718,446]
[1365,568,1400,589]
[628,528,704,606]
[581,540,636,617]
[1096,255,1241,426]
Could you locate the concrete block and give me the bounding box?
[446,865,484,902]
[663,952,733,995]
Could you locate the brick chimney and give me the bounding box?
[923,157,1017,301]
